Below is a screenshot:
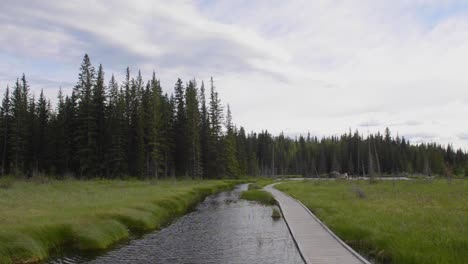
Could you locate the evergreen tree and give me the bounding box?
[52,88,67,175]
[74,54,96,177]
[206,77,224,178]
[173,78,187,176]
[185,80,201,178]
[147,72,164,178]
[36,90,49,173]
[223,105,240,178]
[106,75,126,177]
[128,72,145,177]
[199,81,210,179]
[93,64,107,176]
[1,54,466,179]
[10,78,29,175]
[0,87,11,175]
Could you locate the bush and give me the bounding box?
[0,177,15,189]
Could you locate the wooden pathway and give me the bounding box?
[264,183,370,264]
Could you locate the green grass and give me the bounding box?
[246,178,276,190]
[271,207,281,219]
[248,183,261,190]
[276,179,468,264]
[240,189,276,205]
[0,179,237,263]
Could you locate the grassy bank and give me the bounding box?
[240,189,276,205]
[276,179,468,264]
[0,179,237,263]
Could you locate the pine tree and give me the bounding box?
[160,93,175,177]
[173,78,187,176]
[235,126,248,176]
[123,67,131,176]
[36,90,49,173]
[93,64,107,176]
[74,54,96,177]
[52,88,67,175]
[199,81,210,179]
[106,75,126,177]
[0,87,11,175]
[26,94,36,175]
[10,78,29,175]
[2,54,467,179]
[147,72,164,178]
[223,105,240,178]
[128,72,145,177]
[185,80,201,178]
[141,76,162,179]
[65,92,79,174]
[207,77,224,178]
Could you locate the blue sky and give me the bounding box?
[1,0,468,149]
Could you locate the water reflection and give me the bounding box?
[50,184,304,264]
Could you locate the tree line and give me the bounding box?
[0,55,467,179]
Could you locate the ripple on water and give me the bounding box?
[49,184,304,264]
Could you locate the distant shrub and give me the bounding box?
[352,186,366,199]
[0,177,15,189]
[29,174,51,184]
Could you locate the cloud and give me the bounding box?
[1,0,468,149]
[389,120,423,127]
[358,120,382,127]
[458,133,468,141]
[403,132,439,145]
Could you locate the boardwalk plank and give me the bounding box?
[264,184,370,264]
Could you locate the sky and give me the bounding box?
[1,0,468,149]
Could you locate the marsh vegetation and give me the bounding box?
[0,179,236,263]
[276,179,468,264]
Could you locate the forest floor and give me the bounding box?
[276,179,468,264]
[0,178,238,263]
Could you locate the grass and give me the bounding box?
[271,207,281,219]
[0,177,15,189]
[0,178,237,263]
[240,189,276,205]
[276,179,468,264]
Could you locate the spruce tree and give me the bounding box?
[106,74,126,177]
[147,72,164,178]
[185,80,201,178]
[52,88,67,175]
[128,73,145,177]
[0,87,11,175]
[199,81,210,179]
[36,90,49,173]
[223,105,240,178]
[93,64,107,176]
[10,78,29,175]
[173,78,187,176]
[74,54,96,177]
[206,77,224,178]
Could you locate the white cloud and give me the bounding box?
[1,0,468,149]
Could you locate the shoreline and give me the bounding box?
[0,180,238,264]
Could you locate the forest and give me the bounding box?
[0,54,467,179]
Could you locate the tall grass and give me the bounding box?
[276,179,468,264]
[0,179,237,263]
[240,189,276,205]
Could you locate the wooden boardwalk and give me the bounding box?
[265,184,370,264]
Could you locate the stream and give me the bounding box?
[50,184,304,264]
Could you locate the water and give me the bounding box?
[50,184,304,264]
